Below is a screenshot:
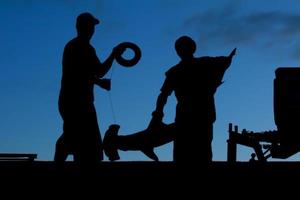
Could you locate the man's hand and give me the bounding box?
[95,78,111,91]
[148,110,164,130]
[112,44,126,57]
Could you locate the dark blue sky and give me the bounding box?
[1,0,300,161]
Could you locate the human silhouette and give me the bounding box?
[150,36,236,166]
[54,12,123,166]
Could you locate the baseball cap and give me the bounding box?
[76,12,100,27]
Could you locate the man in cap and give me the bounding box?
[54,12,122,166]
[150,36,236,167]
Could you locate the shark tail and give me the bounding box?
[142,148,159,161]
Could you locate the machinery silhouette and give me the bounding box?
[227,67,300,162]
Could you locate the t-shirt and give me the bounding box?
[160,56,231,123]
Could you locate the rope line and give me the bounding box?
[107,91,117,124]
[107,65,117,123]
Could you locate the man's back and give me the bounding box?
[60,37,99,105]
[165,56,230,123]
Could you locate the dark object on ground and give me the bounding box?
[103,123,175,161]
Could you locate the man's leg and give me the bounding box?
[54,134,69,164]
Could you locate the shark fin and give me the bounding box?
[142,148,159,161]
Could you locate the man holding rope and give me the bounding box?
[54,12,123,166]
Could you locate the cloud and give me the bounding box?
[182,5,300,59]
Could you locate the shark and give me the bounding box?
[103,123,175,161]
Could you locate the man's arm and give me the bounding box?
[149,76,173,128]
[95,45,124,78]
[148,91,169,129]
[152,91,169,121]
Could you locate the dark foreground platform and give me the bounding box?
[0,161,299,196]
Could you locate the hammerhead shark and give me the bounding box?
[103,123,175,161]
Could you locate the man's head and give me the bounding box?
[76,12,100,40]
[175,36,196,60]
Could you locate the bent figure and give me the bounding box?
[150,36,236,164]
[103,123,175,161]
